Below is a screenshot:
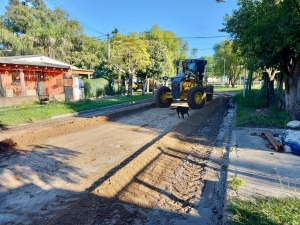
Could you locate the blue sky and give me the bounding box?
[0,0,238,57]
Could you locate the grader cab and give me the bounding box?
[154,59,213,109]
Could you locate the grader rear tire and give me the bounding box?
[154,86,173,108]
[187,86,206,109]
[206,84,214,101]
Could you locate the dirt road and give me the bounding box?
[0,94,234,225]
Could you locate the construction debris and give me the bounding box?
[261,130,283,152]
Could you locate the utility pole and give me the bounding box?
[223,58,226,86]
[107,33,110,59]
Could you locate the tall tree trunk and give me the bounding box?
[246,70,253,92]
[142,76,147,95]
[269,79,275,105]
[284,59,300,120]
[127,73,133,96]
[266,68,276,106]
[277,72,285,110]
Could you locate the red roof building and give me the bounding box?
[0,55,93,106]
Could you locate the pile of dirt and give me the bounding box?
[0,138,17,150]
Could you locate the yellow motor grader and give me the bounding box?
[154,59,213,109]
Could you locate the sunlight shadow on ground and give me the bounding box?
[0,144,87,224]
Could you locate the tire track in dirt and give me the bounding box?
[46,96,231,225]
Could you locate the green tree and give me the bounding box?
[110,34,150,96]
[222,0,300,119]
[66,35,106,70]
[213,40,242,87]
[0,20,21,55]
[200,56,215,84]
[136,40,170,94]
[3,0,54,39]
[141,25,188,75]
[2,0,84,61]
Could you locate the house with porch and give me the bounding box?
[0,55,93,107]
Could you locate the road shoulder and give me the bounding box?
[224,126,300,223]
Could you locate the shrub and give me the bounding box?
[228,175,246,191]
[96,88,104,97]
[84,81,93,98]
[116,86,126,95]
[83,78,108,98]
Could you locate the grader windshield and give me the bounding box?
[183,61,197,74]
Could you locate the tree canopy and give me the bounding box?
[213,40,243,87]
[0,0,195,96]
[136,40,171,80]
[222,0,300,119]
[110,34,150,95]
[140,25,188,76]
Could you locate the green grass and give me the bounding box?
[228,175,246,191]
[233,90,289,128]
[213,84,262,93]
[0,93,153,126]
[228,197,300,225]
[213,84,244,93]
[228,88,295,225]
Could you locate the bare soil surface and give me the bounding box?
[0,94,233,225]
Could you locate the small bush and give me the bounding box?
[84,80,93,98]
[228,175,246,191]
[27,117,35,123]
[96,88,104,97]
[104,83,115,95]
[116,86,126,95]
[83,78,109,98]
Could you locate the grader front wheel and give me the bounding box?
[187,86,206,109]
[154,86,173,108]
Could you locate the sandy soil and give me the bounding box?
[0,94,233,225]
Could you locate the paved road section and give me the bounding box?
[227,127,300,200]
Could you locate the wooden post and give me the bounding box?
[20,69,26,96]
[262,130,283,152]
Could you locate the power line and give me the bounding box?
[188,48,213,50]
[183,36,228,39]
[45,0,107,35]
[143,35,228,40]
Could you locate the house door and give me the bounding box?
[35,71,46,95]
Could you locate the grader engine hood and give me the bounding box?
[171,73,185,99]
